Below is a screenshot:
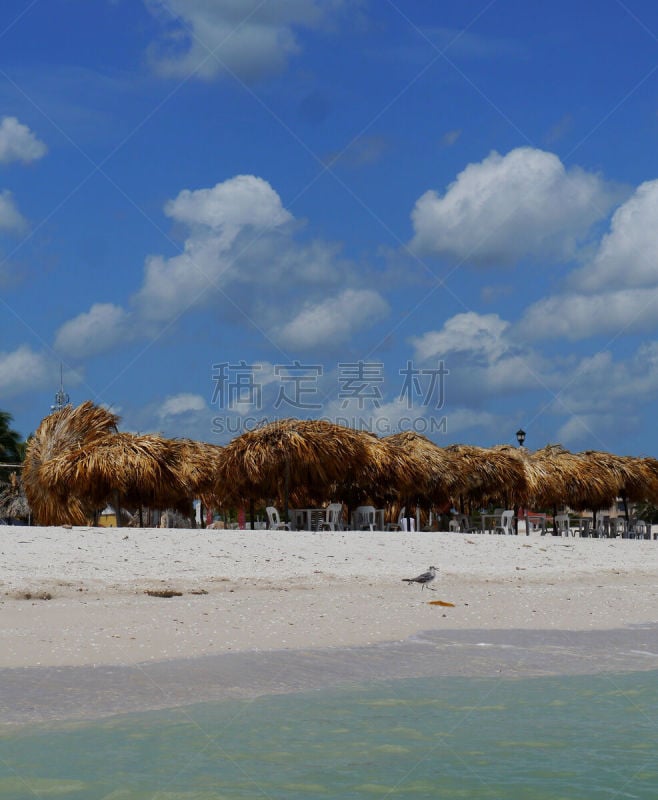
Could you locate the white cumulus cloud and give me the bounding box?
[159,393,207,417]
[518,287,658,340]
[412,312,510,362]
[410,146,618,265]
[0,346,51,397]
[56,175,380,359]
[569,179,658,292]
[135,175,295,321]
[165,174,293,233]
[54,303,133,359]
[411,311,555,402]
[0,117,47,164]
[276,288,389,349]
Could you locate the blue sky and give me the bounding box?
[2,0,658,454]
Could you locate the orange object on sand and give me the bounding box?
[428,600,455,607]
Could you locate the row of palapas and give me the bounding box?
[21,400,658,526]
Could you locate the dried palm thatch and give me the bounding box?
[578,450,658,510]
[52,432,193,514]
[525,445,616,511]
[212,418,388,507]
[637,457,658,504]
[380,432,453,505]
[24,402,121,525]
[169,438,224,504]
[0,472,30,520]
[444,443,530,507]
[24,402,225,525]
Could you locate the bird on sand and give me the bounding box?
[402,566,436,590]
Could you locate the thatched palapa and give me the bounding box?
[444,443,529,508]
[24,401,121,525]
[212,418,388,509]
[24,402,225,525]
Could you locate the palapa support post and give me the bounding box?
[284,456,290,525]
[113,490,122,528]
[249,498,255,530]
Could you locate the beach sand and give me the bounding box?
[2,526,657,724]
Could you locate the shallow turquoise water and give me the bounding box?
[1,671,657,799]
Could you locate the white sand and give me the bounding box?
[1,525,657,668]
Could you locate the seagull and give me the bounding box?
[402,565,437,590]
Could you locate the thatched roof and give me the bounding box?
[578,450,658,507]
[380,432,453,505]
[444,443,530,507]
[24,402,225,525]
[637,458,658,504]
[212,418,388,506]
[24,402,121,525]
[25,401,658,525]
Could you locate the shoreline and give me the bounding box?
[2,626,658,728]
[1,525,657,725]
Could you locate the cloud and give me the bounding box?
[555,414,619,447]
[133,176,296,321]
[0,190,27,232]
[412,312,510,363]
[445,407,499,434]
[410,147,619,265]
[0,117,47,164]
[411,311,556,405]
[517,180,658,341]
[276,288,389,349]
[159,392,207,417]
[569,180,658,292]
[145,0,349,81]
[134,175,298,321]
[518,287,658,340]
[0,346,51,397]
[54,303,134,359]
[165,174,293,233]
[56,174,376,359]
[551,343,658,417]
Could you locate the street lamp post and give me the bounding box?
[515,428,526,535]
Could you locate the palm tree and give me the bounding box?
[0,410,24,481]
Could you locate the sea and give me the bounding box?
[1,668,657,799]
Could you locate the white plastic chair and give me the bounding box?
[318,503,343,531]
[554,513,572,537]
[494,510,515,535]
[353,505,376,531]
[266,506,290,530]
[399,508,415,532]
